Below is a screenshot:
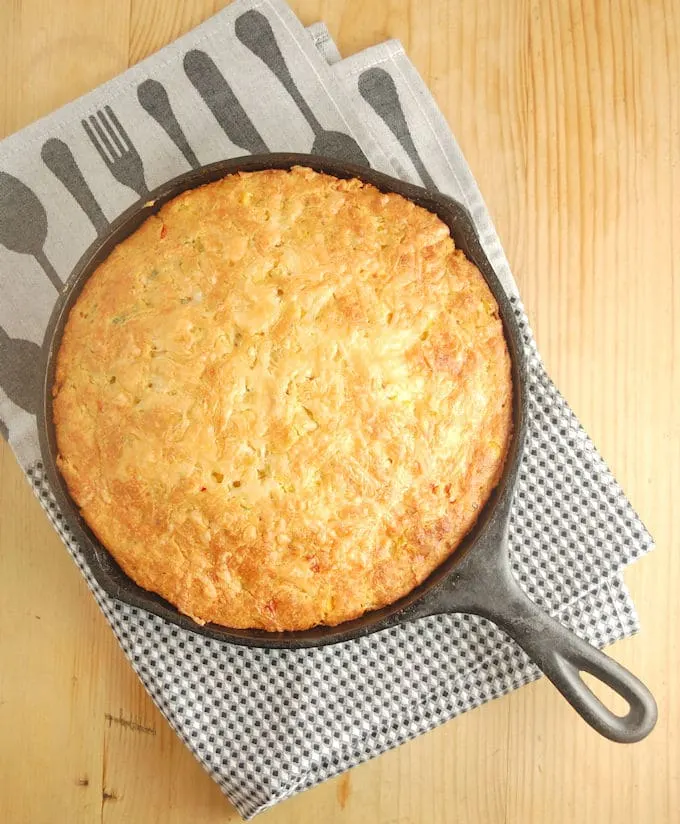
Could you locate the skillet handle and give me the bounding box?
[469,567,657,743]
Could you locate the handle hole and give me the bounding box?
[580,671,630,717]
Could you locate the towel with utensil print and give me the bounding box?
[0,0,653,817]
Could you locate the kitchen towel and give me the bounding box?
[0,1,652,817]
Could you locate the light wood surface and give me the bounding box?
[1,1,678,822]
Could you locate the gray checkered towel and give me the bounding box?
[0,1,652,817]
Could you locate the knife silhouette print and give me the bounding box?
[184,50,269,155]
[234,10,368,166]
[0,171,61,291]
[0,327,43,415]
[41,138,109,235]
[137,79,201,170]
[358,67,436,190]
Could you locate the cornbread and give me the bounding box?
[53,166,512,631]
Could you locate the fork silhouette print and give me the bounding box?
[82,106,150,199]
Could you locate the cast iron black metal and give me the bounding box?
[38,154,657,744]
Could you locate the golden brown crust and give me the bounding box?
[53,167,512,631]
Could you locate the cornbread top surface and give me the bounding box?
[53,166,512,631]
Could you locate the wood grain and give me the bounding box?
[1,1,678,822]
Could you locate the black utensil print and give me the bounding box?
[358,67,436,190]
[0,171,61,291]
[41,138,109,235]
[0,417,8,441]
[82,106,150,199]
[183,50,269,155]
[137,80,200,170]
[0,328,42,415]
[234,10,368,166]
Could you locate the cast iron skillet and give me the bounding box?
[39,153,657,743]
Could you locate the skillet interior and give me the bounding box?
[39,153,528,648]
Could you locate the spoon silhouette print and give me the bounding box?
[137,79,201,170]
[0,171,61,291]
[0,327,43,415]
[235,10,368,165]
[358,67,436,190]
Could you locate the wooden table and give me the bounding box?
[1,2,677,822]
